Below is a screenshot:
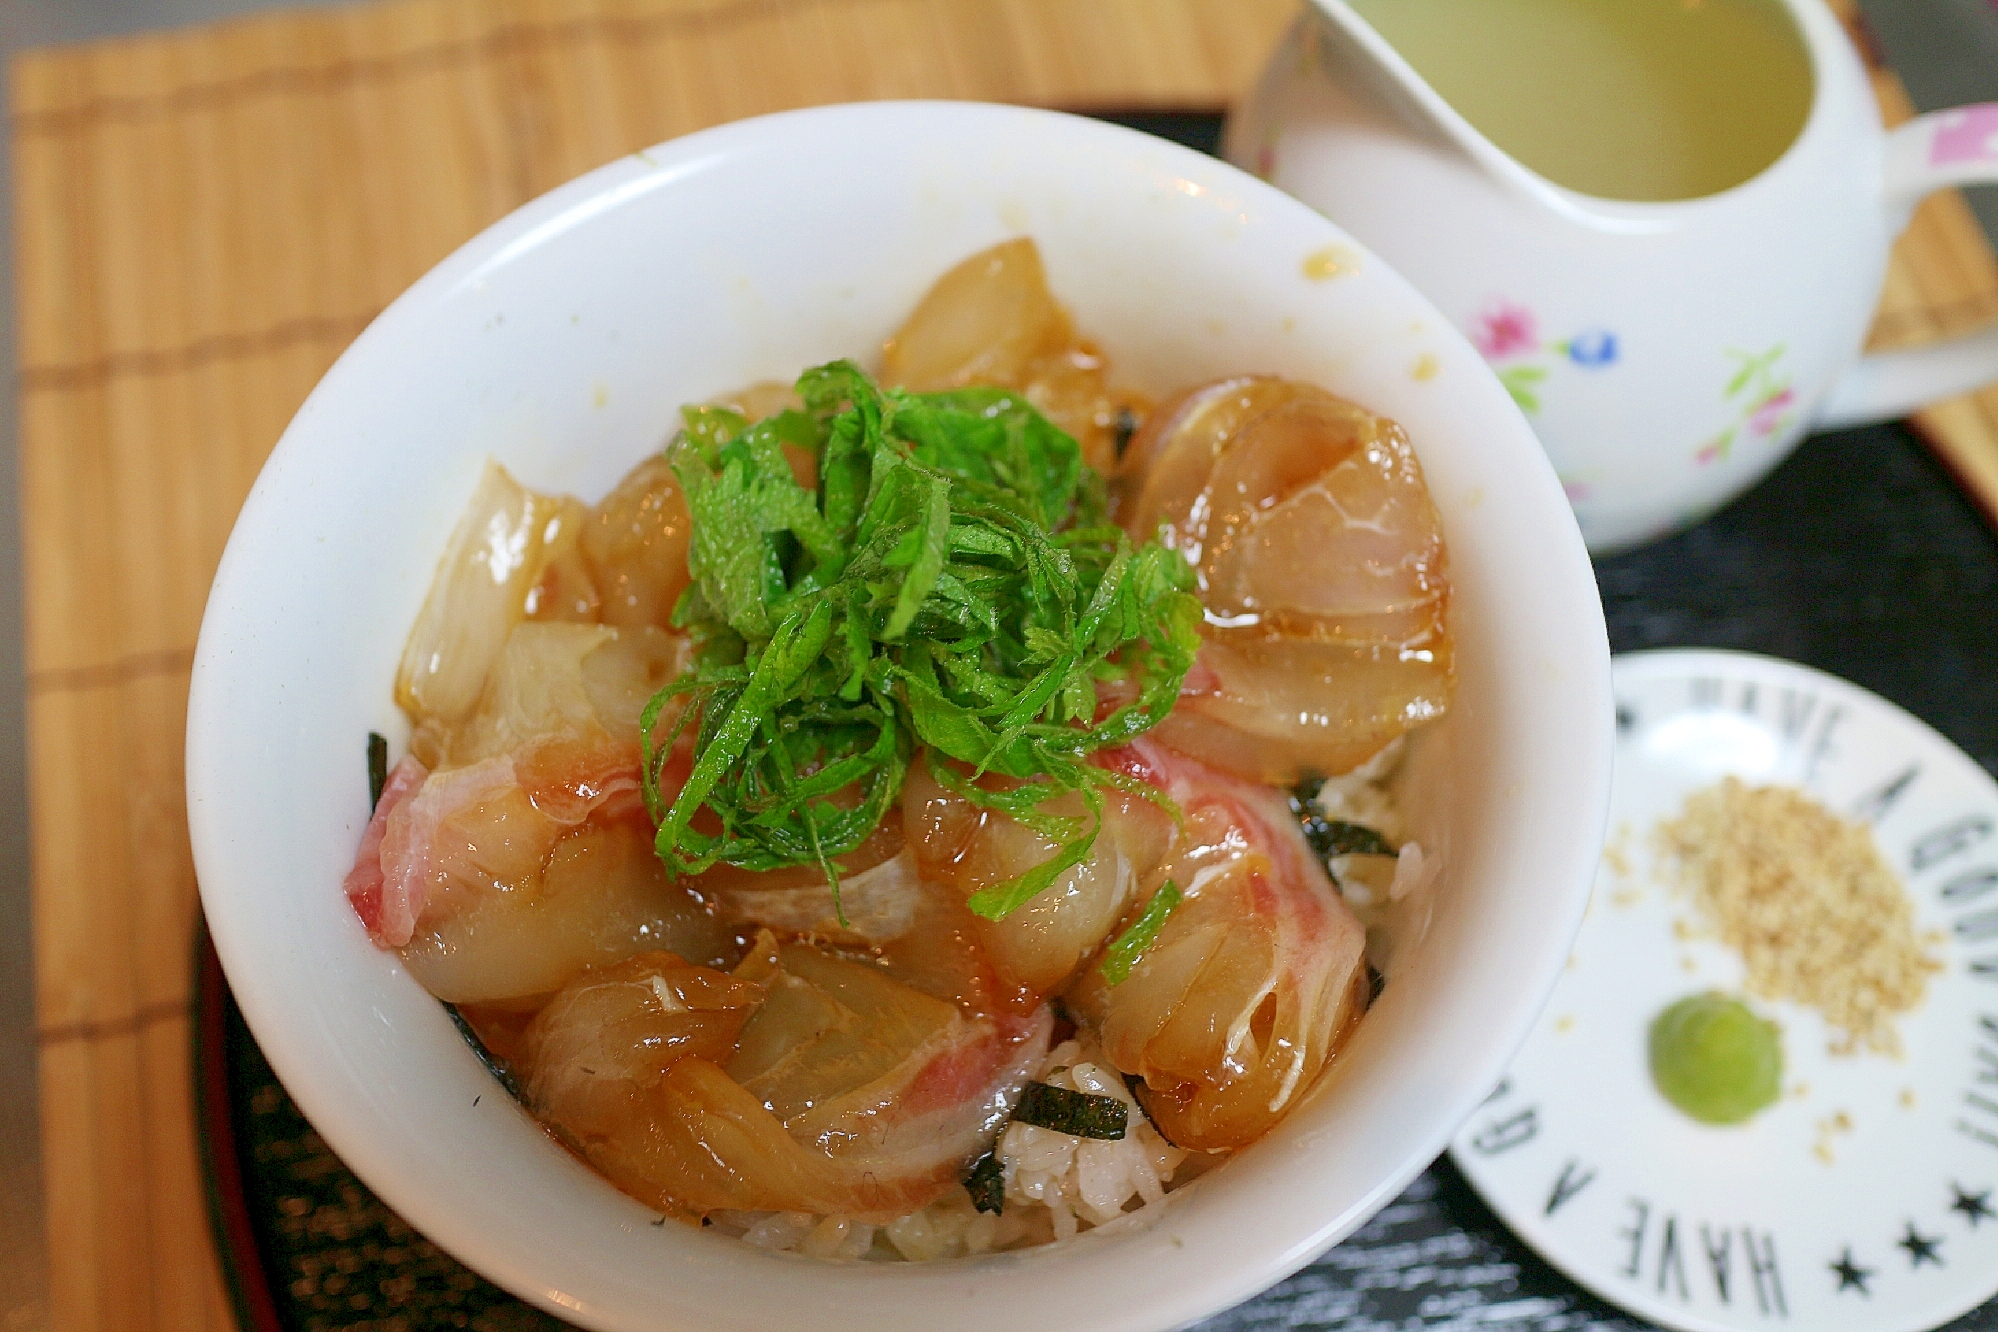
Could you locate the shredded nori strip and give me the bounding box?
[1367,961,1386,1007]
[1122,1074,1178,1148]
[367,731,389,811]
[1013,1081,1128,1140]
[1288,774,1327,816]
[1317,820,1396,858]
[444,1002,527,1104]
[965,1150,1006,1214]
[1288,775,1396,875]
[1112,406,1140,460]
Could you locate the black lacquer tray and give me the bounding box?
[193,114,1998,1332]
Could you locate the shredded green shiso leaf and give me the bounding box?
[1100,879,1182,985]
[639,360,1203,923]
[1013,1081,1129,1140]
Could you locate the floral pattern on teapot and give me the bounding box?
[1694,345,1794,466]
[1467,299,1618,414]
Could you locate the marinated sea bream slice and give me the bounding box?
[1114,377,1452,785]
[709,832,1030,1024]
[393,458,693,721]
[342,621,716,1000]
[901,764,1177,1005]
[879,237,1144,475]
[342,754,428,943]
[521,936,1052,1222]
[1067,738,1369,1152]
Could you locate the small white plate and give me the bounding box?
[1450,649,1998,1332]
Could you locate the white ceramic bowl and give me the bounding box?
[188,102,1612,1332]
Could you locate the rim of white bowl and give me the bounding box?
[188,100,1613,1332]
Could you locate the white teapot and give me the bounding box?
[1227,0,1998,552]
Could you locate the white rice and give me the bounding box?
[1308,738,1426,911]
[705,1033,1191,1262]
[1312,736,1408,840]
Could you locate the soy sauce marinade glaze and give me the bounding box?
[342,239,1455,1259]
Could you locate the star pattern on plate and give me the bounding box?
[1829,1247,1873,1297]
[1898,1220,1945,1268]
[1950,1182,1993,1228]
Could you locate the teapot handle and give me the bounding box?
[1815,104,1998,429]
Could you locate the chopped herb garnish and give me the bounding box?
[1100,879,1182,985]
[965,1150,1005,1214]
[1013,1081,1129,1140]
[367,731,389,810]
[640,361,1202,923]
[1288,776,1396,874]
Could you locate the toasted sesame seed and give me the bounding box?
[1653,778,1940,1058]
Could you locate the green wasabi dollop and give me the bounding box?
[1648,991,1782,1125]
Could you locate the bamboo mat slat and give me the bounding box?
[11,0,1996,1328]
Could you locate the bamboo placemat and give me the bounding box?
[12,0,1996,1329]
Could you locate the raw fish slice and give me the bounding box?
[524,936,1051,1222]
[580,453,693,630]
[881,238,1145,473]
[1113,376,1298,557]
[1017,343,1138,479]
[1152,636,1450,788]
[459,621,685,825]
[361,748,684,961]
[729,943,970,1124]
[521,951,767,1221]
[343,755,428,944]
[523,951,766,1140]
[882,238,1074,392]
[625,1030,1040,1224]
[349,623,700,973]
[872,875,1022,1019]
[524,495,601,624]
[1068,739,1368,1151]
[370,755,549,948]
[902,764,1176,1002]
[397,462,573,726]
[714,817,1027,1020]
[1199,394,1446,638]
[714,848,921,947]
[1112,376,1452,784]
[438,620,685,770]
[707,819,914,948]
[397,812,737,1002]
